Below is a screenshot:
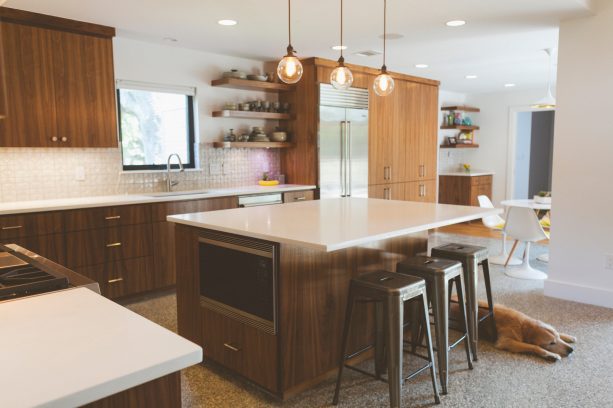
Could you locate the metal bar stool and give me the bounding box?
[431,243,497,361]
[397,256,473,395]
[332,270,441,408]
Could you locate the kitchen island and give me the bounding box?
[168,198,499,399]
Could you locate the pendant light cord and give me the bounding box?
[288,0,292,46]
[383,0,387,69]
[340,0,344,58]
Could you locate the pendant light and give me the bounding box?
[277,0,303,84]
[330,0,353,90]
[532,48,556,109]
[373,0,394,96]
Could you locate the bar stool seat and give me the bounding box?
[397,256,473,395]
[431,244,497,361]
[332,270,441,408]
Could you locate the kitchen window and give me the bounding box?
[116,81,196,171]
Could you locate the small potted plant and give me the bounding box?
[258,171,279,186]
[534,191,551,204]
[463,163,471,174]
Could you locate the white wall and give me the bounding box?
[438,90,470,173]
[464,88,547,204]
[545,0,613,308]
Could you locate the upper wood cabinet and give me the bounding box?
[0,8,117,147]
[405,83,438,182]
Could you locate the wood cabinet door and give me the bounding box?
[406,180,437,203]
[406,84,438,181]
[368,183,405,201]
[52,30,117,147]
[0,22,57,147]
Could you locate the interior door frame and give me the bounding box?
[506,105,555,200]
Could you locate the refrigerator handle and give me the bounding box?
[346,121,352,197]
[340,121,346,197]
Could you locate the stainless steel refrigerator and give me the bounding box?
[318,84,369,198]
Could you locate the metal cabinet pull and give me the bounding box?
[51,136,58,142]
[223,343,241,352]
[108,277,124,284]
[105,215,121,220]
[294,196,306,201]
[106,242,122,248]
[419,184,426,197]
[1,225,23,230]
[61,137,68,142]
[384,187,391,200]
[419,164,425,178]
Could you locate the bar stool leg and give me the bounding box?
[385,294,403,408]
[463,258,480,361]
[421,292,441,405]
[374,302,386,379]
[431,276,449,395]
[481,259,498,342]
[333,288,356,405]
[455,275,473,370]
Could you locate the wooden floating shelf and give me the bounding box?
[211,77,294,92]
[440,144,480,149]
[441,105,480,113]
[213,141,293,149]
[211,110,292,120]
[440,125,480,131]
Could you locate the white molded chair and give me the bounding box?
[477,195,521,265]
[503,207,550,280]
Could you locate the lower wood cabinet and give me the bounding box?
[9,233,65,265]
[369,179,437,203]
[78,256,154,299]
[201,307,278,393]
[439,175,492,206]
[283,190,315,203]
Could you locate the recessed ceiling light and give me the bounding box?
[218,19,238,26]
[465,74,478,79]
[331,45,348,51]
[505,83,516,88]
[446,20,466,27]
[354,50,381,57]
[163,37,178,43]
[415,64,429,69]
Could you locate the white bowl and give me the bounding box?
[271,132,287,142]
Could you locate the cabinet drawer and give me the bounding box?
[64,204,151,232]
[0,212,63,239]
[202,307,278,393]
[9,233,66,265]
[471,175,492,186]
[368,183,405,201]
[283,190,314,203]
[65,224,152,268]
[152,197,238,222]
[78,256,154,299]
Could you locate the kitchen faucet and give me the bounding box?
[166,153,184,192]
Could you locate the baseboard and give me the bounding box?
[544,280,613,309]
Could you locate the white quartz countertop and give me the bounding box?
[439,170,495,177]
[168,197,501,252]
[0,184,315,215]
[0,287,202,408]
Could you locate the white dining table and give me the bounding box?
[500,199,551,263]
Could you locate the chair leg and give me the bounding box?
[385,295,404,408]
[332,288,356,405]
[481,259,498,342]
[421,292,441,405]
[462,259,479,361]
[374,302,385,379]
[431,277,449,395]
[505,240,519,267]
[455,275,473,370]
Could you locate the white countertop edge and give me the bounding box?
[52,349,202,408]
[439,171,495,177]
[0,184,316,215]
[168,207,501,252]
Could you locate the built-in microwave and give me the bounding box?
[198,230,278,335]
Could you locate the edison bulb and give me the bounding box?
[277,55,303,84]
[330,66,354,90]
[373,73,394,96]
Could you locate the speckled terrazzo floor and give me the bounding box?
[125,232,613,408]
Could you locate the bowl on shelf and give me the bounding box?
[247,74,268,82]
[259,180,280,186]
[270,131,287,142]
[253,135,270,142]
[222,69,247,79]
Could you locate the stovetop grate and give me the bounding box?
[0,263,69,300]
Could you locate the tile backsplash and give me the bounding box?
[0,145,280,202]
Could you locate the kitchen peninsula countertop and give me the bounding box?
[0,184,316,215]
[0,287,202,407]
[439,170,495,177]
[168,197,500,252]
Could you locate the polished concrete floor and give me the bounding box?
[126,232,613,407]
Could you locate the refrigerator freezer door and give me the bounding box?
[346,108,369,198]
[319,106,347,199]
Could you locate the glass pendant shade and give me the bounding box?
[330,64,353,90]
[277,51,303,84]
[373,71,394,96]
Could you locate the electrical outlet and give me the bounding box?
[209,163,222,176]
[75,166,85,181]
[605,254,613,270]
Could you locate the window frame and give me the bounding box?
[116,85,196,171]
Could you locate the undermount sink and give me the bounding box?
[144,190,210,197]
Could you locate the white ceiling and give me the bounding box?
[4,0,595,94]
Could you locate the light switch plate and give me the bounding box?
[75,166,85,181]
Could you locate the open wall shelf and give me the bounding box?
[211,78,294,92]
[213,142,293,149]
[211,110,292,120]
